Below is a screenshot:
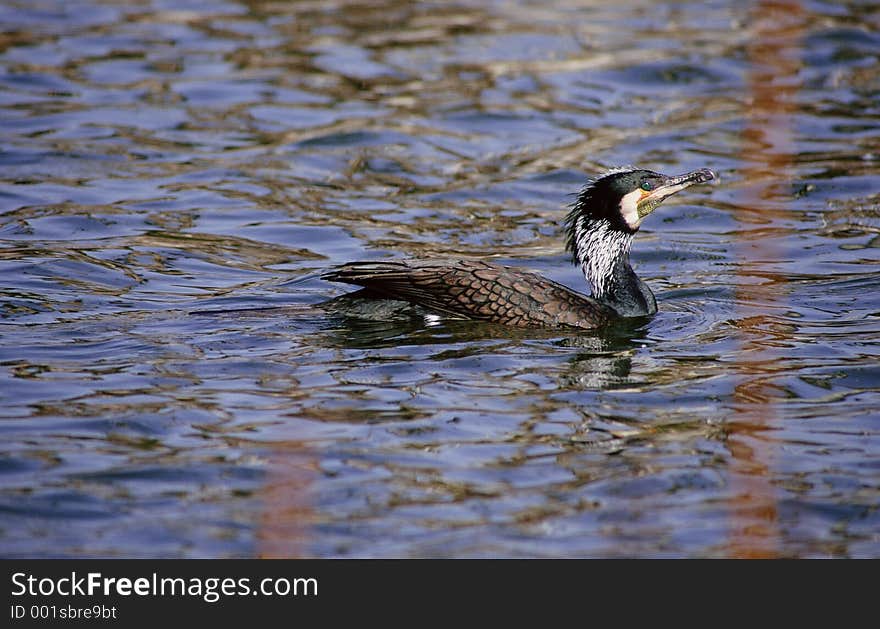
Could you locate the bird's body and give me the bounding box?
[322,259,617,328]
[321,167,715,330]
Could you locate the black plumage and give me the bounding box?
[321,167,715,329]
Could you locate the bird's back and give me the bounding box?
[322,259,617,329]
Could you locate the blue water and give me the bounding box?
[0,0,878,557]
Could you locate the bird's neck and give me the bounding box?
[571,218,657,317]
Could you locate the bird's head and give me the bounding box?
[565,166,716,237]
[563,166,716,299]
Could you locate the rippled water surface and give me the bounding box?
[1,0,878,557]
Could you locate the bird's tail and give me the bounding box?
[322,261,413,285]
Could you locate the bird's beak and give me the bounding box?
[637,168,716,218]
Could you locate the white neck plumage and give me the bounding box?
[570,217,634,299]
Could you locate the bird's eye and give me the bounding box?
[640,182,654,192]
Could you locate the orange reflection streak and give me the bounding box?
[256,445,317,558]
[727,0,806,558]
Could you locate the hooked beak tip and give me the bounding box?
[657,167,718,194]
[693,168,717,184]
[675,168,716,186]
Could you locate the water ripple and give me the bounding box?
[0,0,877,558]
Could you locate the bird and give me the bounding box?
[320,166,716,329]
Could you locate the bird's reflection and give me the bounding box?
[189,296,653,396]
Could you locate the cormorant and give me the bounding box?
[321,166,716,329]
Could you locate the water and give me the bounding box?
[1,0,878,558]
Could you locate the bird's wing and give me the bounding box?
[322,260,615,328]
